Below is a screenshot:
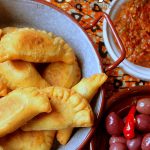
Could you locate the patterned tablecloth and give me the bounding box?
[46,0,150,99]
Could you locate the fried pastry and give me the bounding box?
[0,130,55,150]
[0,27,18,44]
[0,27,18,40]
[72,73,107,101]
[43,61,81,88]
[0,28,75,64]
[0,60,55,148]
[57,73,107,144]
[0,59,55,149]
[0,61,49,90]
[56,127,73,145]
[42,61,81,145]
[1,27,18,37]
[22,86,94,131]
[0,78,8,97]
[0,87,51,137]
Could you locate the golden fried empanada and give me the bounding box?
[0,28,75,64]
[0,60,55,148]
[1,27,18,37]
[22,86,94,131]
[56,127,73,145]
[72,73,107,101]
[0,59,55,149]
[57,73,107,144]
[0,130,55,150]
[43,61,81,88]
[0,61,49,90]
[0,146,3,150]
[0,78,8,97]
[0,87,51,137]
[42,61,81,146]
[0,27,18,44]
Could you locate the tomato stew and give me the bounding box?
[114,0,150,67]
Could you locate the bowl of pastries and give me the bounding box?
[0,0,108,149]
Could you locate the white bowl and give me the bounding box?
[103,0,150,81]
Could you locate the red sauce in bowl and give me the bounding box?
[114,0,150,68]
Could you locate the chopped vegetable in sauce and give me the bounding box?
[114,0,150,67]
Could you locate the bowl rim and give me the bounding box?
[103,0,150,81]
[106,85,150,109]
[33,0,106,149]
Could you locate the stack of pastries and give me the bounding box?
[0,27,107,150]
